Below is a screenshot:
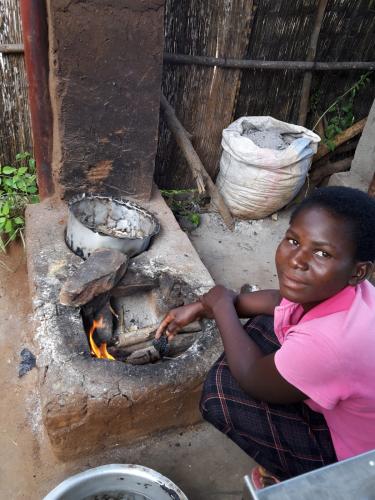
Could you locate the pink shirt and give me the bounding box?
[274,280,375,461]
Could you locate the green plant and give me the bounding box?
[312,72,373,151]
[0,152,39,252]
[161,189,202,230]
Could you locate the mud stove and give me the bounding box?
[25,189,221,460]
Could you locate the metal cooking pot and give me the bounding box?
[65,194,160,259]
[43,463,188,500]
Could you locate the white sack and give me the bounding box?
[216,116,320,219]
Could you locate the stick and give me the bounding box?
[313,118,367,162]
[298,0,328,126]
[123,333,196,364]
[116,323,201,348]
[160,93,235,230]
[164,53,375,71]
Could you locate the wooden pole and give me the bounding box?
[160,93,235,230]
[164,53,375,71]
[298,0,328,126]
[0,44,24,54]
[310,157,353,184]
[313,118,367,162]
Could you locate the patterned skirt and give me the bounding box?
[200,315,337,480]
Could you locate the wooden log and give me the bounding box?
[117,324,159,348]
[126,345,161,365]
[160,93,234,230]
[123,333,196,364]
[313,119,367,163]
[298,0,328,126]
[310,157,353,184]
[117,323,201,348]
[163,54,375,71]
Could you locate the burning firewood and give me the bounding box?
[116,322,201,348]
[125,345,161,365]
[92,302,113,345]
[113,333,197,365]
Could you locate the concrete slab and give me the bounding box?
[189,211,290,291]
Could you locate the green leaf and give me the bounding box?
[16,152,30,161]
[5,178,14,186]
[28,158,36,169]
[2,166,16,175]
[27,186,37,194]
[4,219,13,234]
[14,217,24,225]
[189,213,201,226]
[2,201,9,215]
[17,167,27,175]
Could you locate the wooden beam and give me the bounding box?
[164,53,375,71]
[313,118,367,163]
[298,0,328,126]
[0,44,24,54]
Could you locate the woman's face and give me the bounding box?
[275,206,358,311]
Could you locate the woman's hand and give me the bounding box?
[200,285,238,317]
[155,302,204,341]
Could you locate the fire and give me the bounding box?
[89,316,115,360]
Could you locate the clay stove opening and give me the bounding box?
[81,270,202,366]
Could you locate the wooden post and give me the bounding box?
[298,0,328,126]
[160,94,234,230]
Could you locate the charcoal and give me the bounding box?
[152,336,170,357]
[19,348,36,377]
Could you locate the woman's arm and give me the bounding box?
[235,288,281,317]
[200,286,306,404]
[155,286,281,339]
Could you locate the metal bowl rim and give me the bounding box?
[67,193,160,241]
[44,463,188,500]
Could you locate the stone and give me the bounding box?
[110,268,159,298]
[59,248,128,307]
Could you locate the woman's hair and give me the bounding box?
[290,186,375,262]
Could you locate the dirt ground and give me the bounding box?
[0,213,288,499]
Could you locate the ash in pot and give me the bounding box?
[84,492,147,500]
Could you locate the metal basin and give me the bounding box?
[44,464,188,500]
[66,194,160,259]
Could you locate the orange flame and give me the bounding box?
[89,316,115,360]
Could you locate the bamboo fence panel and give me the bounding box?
[156,0,254,189]
[0,0,32,167]
[156,0,375,189]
